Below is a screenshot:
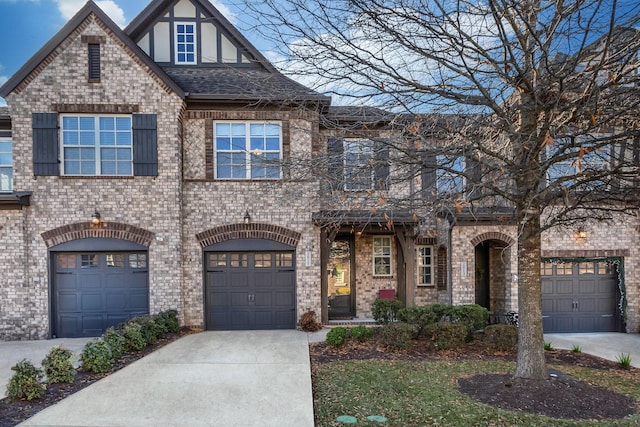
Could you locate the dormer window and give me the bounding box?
[175,22,196,64]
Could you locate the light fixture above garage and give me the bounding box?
[243,210,251,224]
[91,210,104,228]
[576,227,587,239]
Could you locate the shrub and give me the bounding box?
[121,322,147,351]
[371,298,403,324]
[158,309,180,333]
[151,313,170,336]
[326,327,348,347]
[6,359,46,400]
[397,306,439,336]
[484,324,518,352]
[572,345,582,353]
[349,325,373,341]
[130,316,161,344]
[103,327,126,360]
[297,309,323,332]
[378,323,416,351]
[423,322,467,351]
[80,340,114,373]
[42,346,76,384]
[544,342,554,351]
[449,304,490,339]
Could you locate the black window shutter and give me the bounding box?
[88,44,100,81]
[327,137,344,190]
[132,114,158,176]
[374,142,390,190]
[421,152,437,198]
[32,113,59,176]
[436,247,447,291]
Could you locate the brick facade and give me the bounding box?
[1,14,185,339]
[1,4,638,340]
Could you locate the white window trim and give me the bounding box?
[60,114,133,177]
[416,246,434,286]
[174,22,197,65]
[213,121,283,180]
[372,236,392,277]
[343,139,374,191]
[0,137,12,192]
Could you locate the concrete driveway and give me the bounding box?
[544,333,640,368]
[19,330,314,427]
[0,337,92,399]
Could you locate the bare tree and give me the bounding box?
[242,0,640,379]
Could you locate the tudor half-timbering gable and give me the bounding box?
[129,0,255,66]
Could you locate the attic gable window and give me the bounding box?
[175,22,197,64]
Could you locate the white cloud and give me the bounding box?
[54,0,126,27]
[210,0,237,25]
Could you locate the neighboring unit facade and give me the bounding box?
[0,0,637,340]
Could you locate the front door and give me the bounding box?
[328,238,355,319]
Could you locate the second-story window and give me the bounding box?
[344,139,374,190]
[61,115,132,176]
[175,23,196,64]
[547,135,610,188]
[437,154,465,194]
[0,138,12,192]
[214,122,282,180]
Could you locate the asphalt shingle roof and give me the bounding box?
[162,66,329,102]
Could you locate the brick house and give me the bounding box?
[0,0,637,339]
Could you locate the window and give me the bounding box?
[88,44,100,81]
[437,155,465,194]
[175,23,196,64]
[344,139,374,190]
[417,246,434,286]
[373,236,392,276]
[547,135,610,186]
[129,253,148,269]
[61,115,132,176]
[0,139,12,192]
[106,254,125,268]
[214,122,282,179]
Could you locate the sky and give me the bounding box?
[0,0,262,106]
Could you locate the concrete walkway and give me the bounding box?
[0,337,92,399]
[19,331,314,427]
[544,333,640,368]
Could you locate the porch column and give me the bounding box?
[320,228,338,323]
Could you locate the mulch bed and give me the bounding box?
[0,328,198,427]
[310,336,639,421]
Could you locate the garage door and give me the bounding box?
[541,260,620,333]
[53,252,149,338]
[205,251,296,330]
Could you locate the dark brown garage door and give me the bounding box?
[541,260,620,333]
[205,251,296,330]
[53,252,149,338]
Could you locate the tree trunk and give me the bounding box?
[513,209,548,379]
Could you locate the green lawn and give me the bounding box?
[312,360,640,426]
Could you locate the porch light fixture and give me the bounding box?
[577,227,587,239]
[243,210,251,224]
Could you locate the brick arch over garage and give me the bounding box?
[470,232,515,247]
[196,223,301,248]
[41,222,155,248]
